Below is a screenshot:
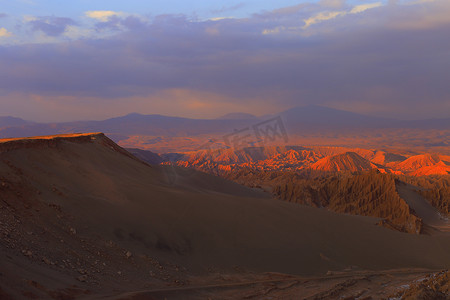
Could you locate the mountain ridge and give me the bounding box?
[1,105,449,140]
[0,116,31,128]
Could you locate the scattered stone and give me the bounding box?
[42,257,51,265]
[22,250,32,257]
[77,275,88,282]
[70,227,77,234]
[125,251,132,259]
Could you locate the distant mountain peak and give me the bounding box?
[284,104,366,115]
[278,104,395,128]
[216,112,257,120]
[124,112,144,117]
[0,116,30,128]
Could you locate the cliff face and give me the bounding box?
[418,187,450,216]
[271,170,423,234]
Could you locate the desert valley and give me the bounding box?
[1,0,450,298]
[0,106,449,299]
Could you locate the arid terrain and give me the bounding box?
[140,145,450,235]
[0,133,449,299]
[2,0,450,297]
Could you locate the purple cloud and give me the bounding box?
[211,3,245,14]
[28,16,77,36]
[94,15,148,32]
[1,1,450,120]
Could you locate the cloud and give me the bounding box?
[319,0,346,8]
[94,15,148,32]
[262,26,286,35]
[0,27,13,38]
[0,13,8,18]
[85,11,124,22]
[1,0,450,120]
[303,11,345,28]
[211,3,245,14]
[83,11,148,33]
[259,3,310,18]
[303,2,383,28]
[28,16,77,36]
[386,0,450,29]
[208,17,235,21]
[350,2,383,14]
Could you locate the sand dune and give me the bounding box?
[1,133,450,298]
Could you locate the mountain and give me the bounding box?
[310,152,376,172]
[2,133,450,298]
[0,105,448,140]
[141,145,448,176]
[400,117,450,130]
[279,105,394,128]
[367,151,407,165]
[410,161,450,176]
[279,105,450,130]
[0,106,448,153]
[0,116,30,128]
[0,113,256,140]
[393,154,441,172]
[171,146,319,172]
[216,112,257,120]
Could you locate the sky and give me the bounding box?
[0,0,449,122]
